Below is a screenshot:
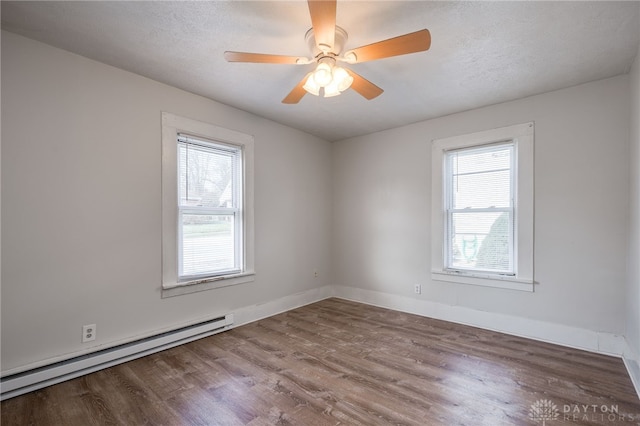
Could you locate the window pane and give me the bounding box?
[179,143,237,208]
[180,214,236,277]
[451,145,512,175]
[450,145,512,209]
[449,211,511,273]
[453,169,511,209]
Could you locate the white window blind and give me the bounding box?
[444,142,515,275]
[177,134,243,280]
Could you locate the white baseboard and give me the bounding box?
[333,286,626,357]
[232,285,334,327]
[623,342,640,399]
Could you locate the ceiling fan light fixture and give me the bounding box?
[303,73,321,96]
[323,80,341,97]
[333,66,353,92]
[312,62,333,87]
[322,66,352,98]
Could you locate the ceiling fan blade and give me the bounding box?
[307,0,336,52]
[346,69,383,100]
[282,73,311,104]
[346,29,431,63]
[224,51,305,64]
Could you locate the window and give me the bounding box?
[445,142,515,275]
[178,135,242,279]
[432,122,534,291]
[162,113,254,297]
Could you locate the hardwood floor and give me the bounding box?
[2,298,639,425]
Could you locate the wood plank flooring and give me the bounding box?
[2,298,640,425]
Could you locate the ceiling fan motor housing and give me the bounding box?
[305,25,348,58]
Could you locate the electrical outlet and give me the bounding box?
[82,324,96,343]
[313,270,318,278]
[414,284,422,294]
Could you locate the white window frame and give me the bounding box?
[431,122,534,292]
[162,112,255,297]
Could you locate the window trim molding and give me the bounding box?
[161,112,255,298]
[431,122,534,292]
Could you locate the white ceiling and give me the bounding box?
[2,1,639,141]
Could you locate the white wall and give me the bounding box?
[333,75,630,336]
[627,40,640,375]
[1,31,333,373]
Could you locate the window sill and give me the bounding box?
[161,272,255,298]
[431,270,534,292]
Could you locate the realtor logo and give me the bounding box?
[529,399,560,425]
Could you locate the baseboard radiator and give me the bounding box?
[0,314,234,401]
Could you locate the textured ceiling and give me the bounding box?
[2,1,639,142]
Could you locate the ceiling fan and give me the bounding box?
[224,0,431,104]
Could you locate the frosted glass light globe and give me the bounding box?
[313,63,333,87]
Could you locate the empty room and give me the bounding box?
[2,1,640,424]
